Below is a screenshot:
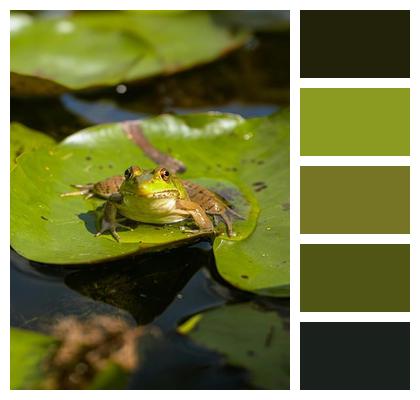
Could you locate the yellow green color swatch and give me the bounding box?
[300,166,410,234]
[300,88,410,156]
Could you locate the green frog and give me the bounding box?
[62,165,241,241]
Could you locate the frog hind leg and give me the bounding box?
[175,199,214,234]
[208,210,234,237]
[226,207,245,220]
[60,184,95,199]
[208,208,244,237]
[61,176,124,200]
[95,194,132,242]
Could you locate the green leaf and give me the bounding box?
[11,111,289,296]
[10,122,56,169]
[11,11,249,95]
[213,114,290,296]
[10,328,130,389]
[212,10,290,33]
[10,328,57,389]
[88,363,129,390]
[178,303,290,389]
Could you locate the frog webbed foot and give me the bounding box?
[95,220,133,242]
[209,210,240,237]
[115,218,135,230]
[179,226,214,235]
[60,184,95,199]
[95,219,121,242]
[95,198,132,242]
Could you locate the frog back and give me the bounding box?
[182,179,228,214]
[93,175,124,198]
[173,176,189,200]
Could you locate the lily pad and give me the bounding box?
[11,11,249,96]
[10,122,56,169]
[11,111,289,296]
[11,328,57,389]
[178,303,290,389]
[11,327,132,389]
[213,115,290,296]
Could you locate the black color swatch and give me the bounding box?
[300,322,410,390]
[300,10,410,78]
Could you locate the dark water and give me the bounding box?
[11,30,290,389]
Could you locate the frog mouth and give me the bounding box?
[147,190,179,199]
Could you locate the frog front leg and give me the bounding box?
[95,193,132,242]
[175,199,214,234]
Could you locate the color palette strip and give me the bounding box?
[300,322,410,389]
[300,244,410,312]
[299,9,411,391]
[300,10,410,78]
[300,88,410,156]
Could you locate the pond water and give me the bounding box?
[11,30,290,389]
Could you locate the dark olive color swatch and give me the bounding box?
[300,244,410,312]
[300,88,410,156]
[300,10,410,78]
[300,167,410,234]
[300,322,410,390]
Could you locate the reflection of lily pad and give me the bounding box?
[10,122,56,169]
[11,11,249,95]
[178,303,290,389]
[65,244,210,324]
[11,111,289,296]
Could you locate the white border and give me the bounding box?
[300,235,411,244]
[301,78,411,88]
[300,157,411,166]
[289,6,300,392]
[2,0,419,399]
[2,1,10,398]
[4,0,419,11]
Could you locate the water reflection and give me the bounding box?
[129,332,251,389]
[11,241,235,333]
[65,242,218,326]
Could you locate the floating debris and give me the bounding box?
[41,316,143,390]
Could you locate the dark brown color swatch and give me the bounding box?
[300,322,410,389]
[300,166,410,234]
[300,10,410,78]
[300,244,410,312]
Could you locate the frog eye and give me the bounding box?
[124,167,133,180]
[160,168,170,181]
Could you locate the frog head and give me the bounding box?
[120,166,184,199]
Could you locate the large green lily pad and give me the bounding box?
[10,122,56,169]
[11,111,289,296]
[178,303,290,389]
[11,11,249,95]
[213,115,289,296]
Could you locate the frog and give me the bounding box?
[61,165,242,241]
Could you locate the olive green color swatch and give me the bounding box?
[300,167,410,234]
[300,244,410,312]
[300,88,410,156]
